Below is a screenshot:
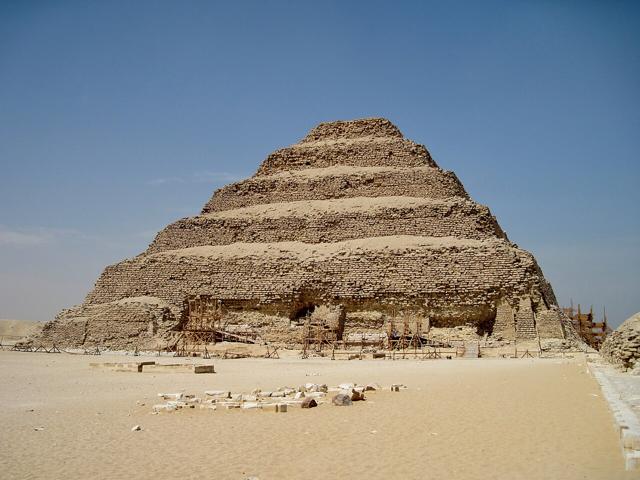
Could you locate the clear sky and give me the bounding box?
[1,1,638,327]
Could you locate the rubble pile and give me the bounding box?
[151,381,406,413]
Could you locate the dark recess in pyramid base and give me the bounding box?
[38,118,579,350]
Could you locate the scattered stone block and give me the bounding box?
[194,365,215,374]
[350,389,365,401]
[153,403,176,413]
[143,363,215,374]
[158,392,183,400]
[204,390,230,398]
[90,361,155,373]
[301,397,318,409]
[307,391,326,399]
[332,394,353,406]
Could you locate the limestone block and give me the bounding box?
[332,394,353,406]
[301,398,318,408]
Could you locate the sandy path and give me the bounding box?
[0,351,632,480]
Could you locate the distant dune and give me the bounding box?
[0,319,43,339]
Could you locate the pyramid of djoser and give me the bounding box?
[42,118,572,348]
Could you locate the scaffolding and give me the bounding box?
[299,308,448,360]
[170,296,261,357]
[562,302,610,349]
[301,319,338,359]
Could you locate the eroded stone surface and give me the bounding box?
[38,118,571,348]
[601,313,640,369]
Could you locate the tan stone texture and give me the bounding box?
[41,118,567,347]
[601,312,640,369]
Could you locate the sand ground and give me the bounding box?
[0,350,635,480]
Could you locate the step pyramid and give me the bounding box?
[41,118,569,348]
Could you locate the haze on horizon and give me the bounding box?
[0,1,638,327]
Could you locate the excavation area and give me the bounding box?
[0,350,632,479]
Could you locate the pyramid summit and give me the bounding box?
[40,118,572,349]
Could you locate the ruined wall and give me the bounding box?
[515,297,537,339]
[601,312,640,369]
[492,300,515,340]
[86,237,548,328]
[148,198,506,254]
[535,308,565,340]
[214,311,299,345]
[202,167,468,214]
[301,118,404,142]
[488,299,566,342]
[256,137,434,175]
[39,297,176,348]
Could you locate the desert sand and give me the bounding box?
[0,319,42,340]
[0,350,633,480]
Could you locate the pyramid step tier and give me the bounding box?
[202,166,468,214]
[300,118,404,143]
[256,136,435,176]
[149,196,506,254]
[87,235,550,326]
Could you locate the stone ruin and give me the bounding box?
[39,118,574,349]
[600,312,640,370]
[152,381,387,413]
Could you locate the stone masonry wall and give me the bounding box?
[202,167,468,213]
[86,238,548,327]
[256,137,434,176]
[301,118,404,142]
[601,313,640,369]
[515,297,537,340]
[149,199,506,254]
[535,308,565,340]
[39,297,176,348]
[492,300,515,340]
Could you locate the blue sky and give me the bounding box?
[0,1,638,327]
